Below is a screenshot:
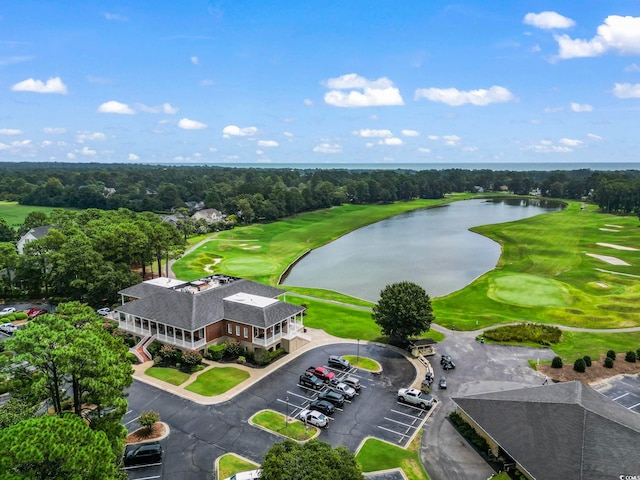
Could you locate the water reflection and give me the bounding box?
[282,198,563,301]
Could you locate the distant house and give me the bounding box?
[161,214,185,227]
[191,208,224,224]
[17,225,53,254]
[113,275,308,354]
[452,381,640,480]
[185,201,205,211]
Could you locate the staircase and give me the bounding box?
[130,335,156,363]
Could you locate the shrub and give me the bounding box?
[606,350,616,360]
[138,410,160,436]
[583,355,592,367]
[551,356,563,368]
[146,340,163,358]
[126,352,139,364]
[573,358,586,373]
[159,345,179,364]
[181,350,203,370]
[482,323,562,345]
[449,411,490,453]
[206,343,226,361]
[224,338,243,358]
[625,351,637,363]
[237,355,246,365]
[637,348,640,360]
[604,357,614,368]
[0,342,4,353]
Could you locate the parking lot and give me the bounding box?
[593,374,640,413]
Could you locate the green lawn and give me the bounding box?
[356,435,429,480]
[0,201,70,227]
[283,287,375,308]
[217,454,259,480]
[251,410,317,441]
[343,356,381,371]
[145,366,190,386]
[551,330,640,362]
[185,366,250,396]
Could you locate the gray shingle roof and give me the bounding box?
[115,278,292,331]
[453,381,640,480]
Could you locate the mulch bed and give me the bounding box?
[537,353,640,384]
[126,422,166,444]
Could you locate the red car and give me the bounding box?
[306,366,335,382]
[26,307,48,318]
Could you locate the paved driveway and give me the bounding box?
[420,330,556,480]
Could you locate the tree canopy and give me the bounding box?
[372,281,434,342]
[260,440,364,480]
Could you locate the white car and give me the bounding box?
[0,322,17,334]
[223,470,262,480]
[328,382,357,400]
[298,409,329,428]
[0,307,16,315]
[96,307,111,316]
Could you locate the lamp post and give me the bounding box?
[357,339,360,365]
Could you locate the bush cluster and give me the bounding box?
[206,343,226,361]
[606,350,616,360]
[573,358,586,373]
[224,338,243,358]
[449,411,490,453]
[583,355,592,367]
[604,357,614,368]
[625,351,636,363]
[482,323,561,345]
[551,356,563,368]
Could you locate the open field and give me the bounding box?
[0,201,66,227]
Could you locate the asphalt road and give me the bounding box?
[125,342,419,480]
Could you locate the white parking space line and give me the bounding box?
[612,392,630,401]
[384,417,420,430]
[390,409,425,420]
[131,476,161,480]
[627,402,640,410]
[124,416,140,426]
[286,391,314,401]
[378,425,409,439]
[122,463,162,470]
[395,401,431,412]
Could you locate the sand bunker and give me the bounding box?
[595,282,609,288]
[204,258,222,273]
[586,253,630,266]
[605,224,623,228]
[596,242,639,251]
[596,268,640,279]
[243,245,261,250]
[599,228,621,232]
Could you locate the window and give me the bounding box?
[243,327,248,338]
[235,325,240,336]
[227,323,232,334]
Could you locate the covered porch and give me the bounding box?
[117,312,207,350]
[252,311,305,348]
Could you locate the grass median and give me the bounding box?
[217,454,260,480]
[356,434,429,480]
[251,410,317,441]
[145,366,191,386]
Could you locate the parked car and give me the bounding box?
[309,399,335,416]
[223,469,262,480]
[328,382,356,400]
[397,387,435,409]
[327,355,351,370]
[439,376,447,389]
[306,366,335,383]
[26,307,48,318]
[298,409,329,428]
[0,307,16,315]
[0,322,17,334]
[96,307,111,316]
[299,372,324,390]
[318,390,344,407]
[123,443,163,466]
[342,376,361,391]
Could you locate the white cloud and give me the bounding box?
[43,127,66,134]
[543,106,564,113]
[200,79,215,87]
[524,141,573,153]
[415,85,514,106]
[104,12,129,21]
[401,129,420,137]
[10,140,30,147]
[587,133,603,141]
[353,129,392,138]
[79,146,96,156]
[323,73,404,107]
[97,100,135,114]
[283,131,294,137]
[462,146,479,152]
[137,102,179,114]
[256,149,264,155]
[66,152,76,159]
[443,135,461,146]
[304,98,313,106]
[313,143,342,153]
[11,76,67,94]
[0,55,34,67]
[570,102,593,112]
[128,153,139,161]
[178,118,207,130]
[209,147,218,153]
[0,128,22,135]
[365,142,374,148]
[612,82,640,98]
[624,63,640,72]
[554,15,640,59]
[427,135,439,141]
[76,131,106,142]
[222,125,257,137]
[190,56,199,65]
[417,147,431,153]
[257,140,279,147]
[559,138,583,147]
[379,137,403,146]
[523,11,575,30]
[86,75,112,84]
[41,140,52,147]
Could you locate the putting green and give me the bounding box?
[488,274,572,307]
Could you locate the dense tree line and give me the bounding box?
[0,208,183,304]
[3,162,639,218]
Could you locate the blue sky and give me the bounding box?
[1,1,640,165]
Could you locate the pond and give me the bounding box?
[281,198,563,301]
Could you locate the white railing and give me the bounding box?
[154,333,206,350]
[252,332,283,347]
[118,322,151,336]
